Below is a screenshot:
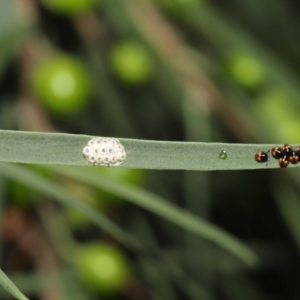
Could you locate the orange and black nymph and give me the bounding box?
[255,151,268,163]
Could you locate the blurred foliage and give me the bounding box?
[1,0,300,300]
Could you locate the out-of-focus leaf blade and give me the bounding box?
[0,269,29,300]
[0,163,141,250]
[51,165,258,267]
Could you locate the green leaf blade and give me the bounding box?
[51,166,258,267]
[0,130,289,170]
[0,269,29,300]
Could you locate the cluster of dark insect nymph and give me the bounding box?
[255,144,300,168]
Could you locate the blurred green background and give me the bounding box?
[1,0,300,299]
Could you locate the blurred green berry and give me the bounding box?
[110,41,154,85]
[75,242,130,294]
[227,52,267,89]
[255,87,300,142]
[31,55,91,115]
[41,0,97,16]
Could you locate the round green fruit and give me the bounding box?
[110,41,154,85]
[75,242,130,294]
[31,55,91,115]
[255,87,300,142]
[227,52,267,89]
[41,0,97,16]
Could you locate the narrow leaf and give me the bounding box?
[0,130,289,170]
[0,163,141,250]
[51,166,258,267]
[0,269,29,300]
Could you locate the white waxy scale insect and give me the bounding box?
[83,137,126,166]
